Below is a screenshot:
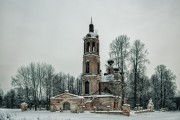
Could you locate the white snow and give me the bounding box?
[91,95,114,98]
[21,102,28,106]
[0,109,180,120]
[103,74,114,82]
[83,54,99,57]
[83,74,99,77]
[78,96,84,99]
[86,32,98,39]
[51,92,84,99]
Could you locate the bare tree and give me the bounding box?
[11,66,31,103]
[151,65,176,110]
[37,63,45,103]
[29,63,39,111]
[129,40,149,108]
[11,62,80,110]
[12,62,55,110]
[75,75,82,95]
[109,35,130,104]
[42,64,54,110]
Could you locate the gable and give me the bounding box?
[54,93,79,99]
[102,87,113,94]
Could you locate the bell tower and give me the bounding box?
[82,18,101,95]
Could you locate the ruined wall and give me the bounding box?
[50,93,84,113]
[84,97,122,111]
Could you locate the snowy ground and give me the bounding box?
[0,109,180,120]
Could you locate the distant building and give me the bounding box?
[50,19,123,112]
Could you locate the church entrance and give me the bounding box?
[63,102,70,110]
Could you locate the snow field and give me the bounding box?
[0,109,180,120]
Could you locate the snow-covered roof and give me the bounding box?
[51,92,84,99]
[83,54,99,57]
[107,58,114,62]
[83,95,121,99]
[78,96,84,99]
[91,95,114,98]
[85,32,98,39]
[103,74,114,82]
[123,104,130,106]
[83,74,99,77]
[21,102,28,105]
[89,32,97,36]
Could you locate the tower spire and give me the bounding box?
[89,17,94,32]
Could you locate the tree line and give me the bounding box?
[109,35,177,110]
[0,62,82,110]
[0,34,178,111]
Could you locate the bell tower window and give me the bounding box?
[97,43,99,53]
[92,42,95,52]
[86,62,90,73]
[86,42,90,52]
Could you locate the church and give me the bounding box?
[50,19,123,113]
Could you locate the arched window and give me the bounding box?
[86,62,90,73]
[85,81,89,94]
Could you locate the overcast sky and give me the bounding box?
[0,0,180,93]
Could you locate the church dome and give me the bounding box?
[107,59,114,66]
[114,68,119,72]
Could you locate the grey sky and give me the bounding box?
[0,0,180,93]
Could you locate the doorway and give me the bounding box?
[63,102,70,110]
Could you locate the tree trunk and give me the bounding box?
[134,67,137,108]
[160,72,163,108]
